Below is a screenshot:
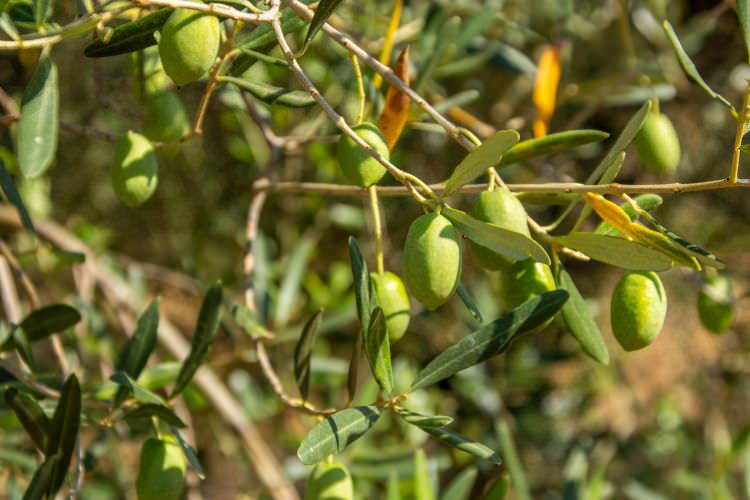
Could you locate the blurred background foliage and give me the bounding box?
[1,0,750,498]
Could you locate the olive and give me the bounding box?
[304,461,354,500]
[404,212,462,310]
[499,258,556,330]
[370,271,410,342]
[635,111,680,174]
[697,274,734,334]
[611,271,667,351]
[159,9,220,86]
[144,90,191,144]
[111,131,158,206]
[135,437,186,500]
[336,123,389,187]
[468,188,530,270]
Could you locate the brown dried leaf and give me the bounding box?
[378,46,410,150]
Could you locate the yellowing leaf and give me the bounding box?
[373,0,403,90]
[532,45,561,138]
[378,46,410,150]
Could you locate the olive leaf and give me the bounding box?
[219,77,316,108]
[497,129,610,167]
[396,408,454,428]
[171,282,223,397]
[303,0,343,51]
[420,426,502,465]
[491,42,537,75]
[594,194,663,236]
[739,0,750,61]
[293,309,323,400]
[347,237,372,402]
[171,427,205,478]
[441,467,478,500]
[378,46,410,150]
[442,206,550,265]
[230,8,307,75]
[413,448,433,500]
[83,9,171,57]
[496,420,530,500]
[456,283,483,324]
[23,452,60,500]
[274,238,315,327]
[557,267,609,365]
[116,298,160,380]
[18,54,59,178]
[230,303,272,339]
[45,374,81,496]
[110,371,166,405]
[4,388,50,451]
[0,158,35,234]
[442,130,520,196]
[19,304,80,343]
[410,291,569,391]
[662,21,733,109]
[122,403,186,429]
[297,406,383,465]
[363,307,392,395]
[553,233,673,271]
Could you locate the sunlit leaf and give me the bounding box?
[421,427,502,465]
[220,77,316,108]
[396,408,453,428]
[413,448,433,500]
[110,371,165,405]
[532,45,561,137]
[442,130,519,196]
[230,303,272,339]
[122,403,186,429]
[553,233,673,271]
[442,206,549,265]
[410,291,569,391]
[297,406,383,464]
[363,308,392,395]
[497,130,609,167]
[595,194,663,236]
[18,54,59,178]
[172,283,223,397]
[294,309,323,400]
[557,267,609,365]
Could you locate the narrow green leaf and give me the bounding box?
[293,309,323,400]
[230,8,307,75]
[0,13,21,41]
[45,374,81,496]
[32,0,50,28]
[230,303,272,339]
[116,298,160,379]
[594,194,663,236]
[297,406,383,465]
[275,238,314,327]
[18,54,59,178]
[83,9,171,57]
[421,427,502,465]
[557,268,609,365]
[4,388,50,451]
[220,77,316,108]
[497,130,610,167]
[456,283,483,324]
[662,21,733,109]
[440,466,477,500]
[0,159,35,233]
[413,448,434,500]
[483,473,511,500]
[347,331,363,404]
[18,304,80,343]
[387,471,402,500]
[348,236,372,333]
[552,233,673,271]
[410,291,569,391]
[442,130,519,196]
[303,0,343,51]
[110,371,166,405]
[395,408,454,428]
[12,326,33,366]
[491,43,537,74]
[415,16,460,93]
[172,283,223,397]
[442,206,549,265]
[363,308,393,395]
[495,421,530,500]
[22,453,59,500]
[740,0,750,62]
[237,48,290,68]
[122,403,186,429]
[170,428,205,479]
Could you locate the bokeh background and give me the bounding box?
[1,0,750,498]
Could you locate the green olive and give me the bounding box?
[499,258,556,329]
[697,274,734,334]
[135,437,186,500]
[611,271,667,351]
[144,90,191,143]
[336,123,389,187]
[370,271,411,342]
[111,131,158,207]
[468,188,530,270]
[304,461,354,500]
[130,46,172,96]
[158,9,220,86]
[404,212,462,310]
[634,111,680,174]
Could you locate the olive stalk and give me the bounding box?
[729,78,750,183]
[368,186,385,275]
[350,54,366,125]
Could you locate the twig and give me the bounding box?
[252,178,750,196]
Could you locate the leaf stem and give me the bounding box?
[350,53,366,125]
[368,186,384,275]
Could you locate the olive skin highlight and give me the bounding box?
[610,271,667,351]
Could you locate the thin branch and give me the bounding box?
[252,178,750,196]
[134,0,273,23]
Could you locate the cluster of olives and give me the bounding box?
[112,9,220,207]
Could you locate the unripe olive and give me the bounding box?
[635,111,680,174]
[158,9,220,86]
[697,274,734,334]
[144,91,191,144]
[135,437,186,500]
[336,123,389,187]
[112,131,158,207]
[499,258,556,329]
[130,47,172,96]
[404,212,462,310]
[611,271,667,351]
[468,188,530,270]
[304,461,354,500]
[370,271,411,342]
